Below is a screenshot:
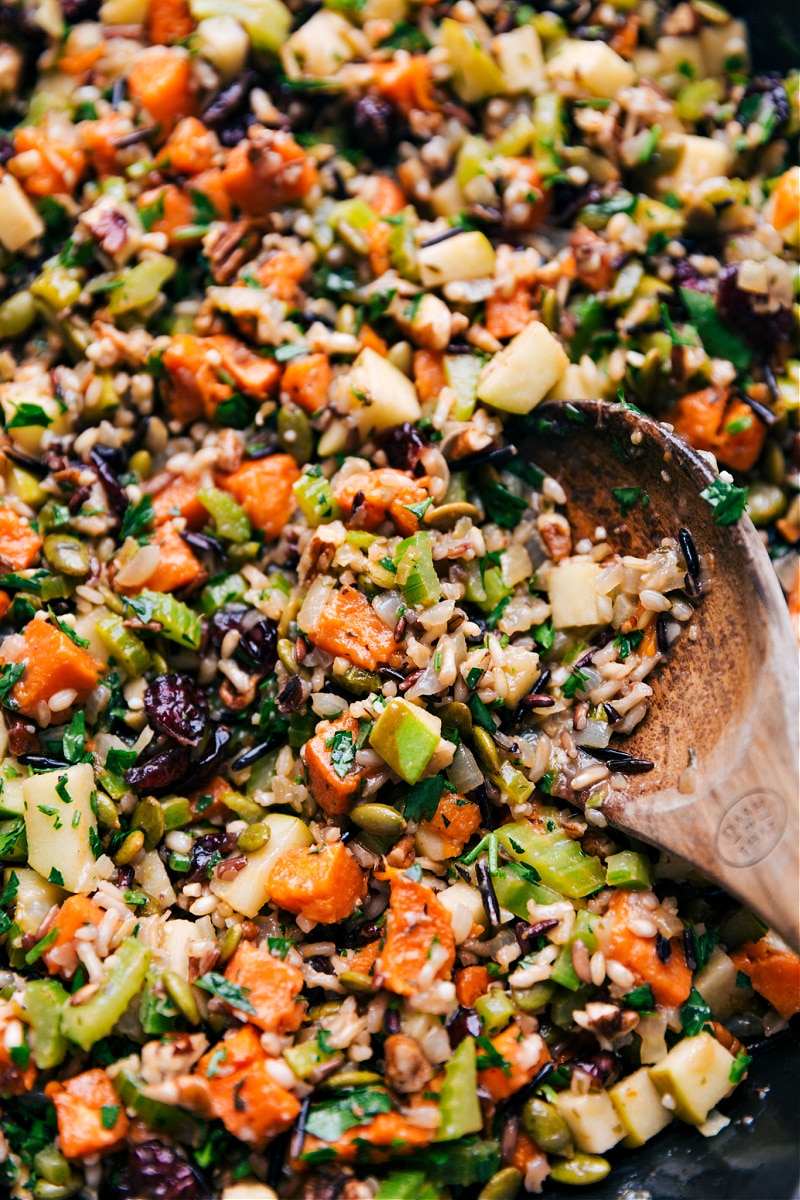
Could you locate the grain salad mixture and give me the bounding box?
[0,0,796,1196]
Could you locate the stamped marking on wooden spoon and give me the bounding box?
[716,789,787,868]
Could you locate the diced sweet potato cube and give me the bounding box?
[309,586,397,672]
[376,877,455,997]
[45,1069,129,1159]
[197,1024,301,1148]
[218,454,300,540]
[0,504,42,571]
[0,619,103,719]
[268,841,366,925]
[223,940,304,1034]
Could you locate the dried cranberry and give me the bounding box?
[208,604,249,650]
[380,422,429,472]
[202,74,255,129]
[5,717,39,758]
[90,444,129,519]
[145,674,209,747]
[235,617,278,673]
[126,743,192,791]
[570,1051,622,1088]
[0,134,13,168]
[277,673,309,713]
[352,94,397,161]
[177,725,232,792]
[716,263,792,350]
[446,1006,482,1048]
[188,830,238,883]
[736,74,790,141]
[673,259,714,292]
[128,1141,208,1200]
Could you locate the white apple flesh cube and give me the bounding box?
[476,320,569,414]
[210,813,313,918]
[610,1068,673,1148]
[648,1031,735,1125]
[548,558,603,629]
[23,763,113,894]
[347,347,421,437]
[546,40,635,99]
[418,231,496,288]
[555,1088,626,1154]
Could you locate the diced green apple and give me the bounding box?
[648,1031,735,1125]
[347,347,421,436]
[492,25,544,92]
[23,764,113,894]
[555,1089,626,1154]
[548,558,602,629]
[546,39,635,99]
[476,320,568,414]
[418,230,496,288]
[610,1068,673,1148]
[8,867,66,936]
[439,19,504,104]
[369,698,442,784]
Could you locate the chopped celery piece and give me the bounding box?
[464,559,487,605]
[200,572,248,614]
[388,211,420,281]
[114,1066,206,1145]
[189,0,291,54]
[491,862,562,920]
[475,988,515,1035]
[444,354,483,421]
[496,817,605,898]
[550,909,599,991]
[25,979,69,1069]
[605,850,653,890]
[96,614,151,675]
[293,467,341,527]
[480,565,513,614]
[456,136,491,189]
[533,92,563,178]
[408,1140,500,1187]
[217,787,265,824]
[395,531,441,607]
[369,698,441,784]
[140,976,179,1036]
[126,590,202,649]
[434,1035,483,1140]
[160,796,192,830]
[490,760,534,804]
[61,937,151,1050]
[197,489,251,544]
[109,256,176,314]
[376,1173,441,1200]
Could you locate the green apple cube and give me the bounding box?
[210,813,313,919]
[648,1032,735,1125]
[23,763,112,894]
[610,1068,673,1147]
[555,1089,626,1154]
[369,698,441,784]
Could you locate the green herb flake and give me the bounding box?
[679,986,712,1037]
[326,730,356,780]
[405,776,444,823]
[611,486,649,517]
[100,1105,120,1130]
[268,937,292,960]
[25,926,59,965]
[47,867,65,886]
[614,630,644,660]
[196,972,256,1015]
[475,1035,510,1075]
[305,1087,391,1143]
[0,662,25,702]
[622,983,655,1012]
[700,477,747,526]
[120,494,155,543]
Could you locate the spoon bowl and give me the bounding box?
[518,399,799,949]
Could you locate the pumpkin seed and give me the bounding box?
[549,1153,610,1186]
[437,700,473,739]
[216,923,243,965]
[277,637,300,676]
[319,1068,383,1090]
[129,449,152,480]
[0,290,36,339]
[43,534,89,577]
[94,790,120,831]
[32,1180,81,1200]
[746,482,786,527]
[338,970,374,993]
[237,821,271,853]
[132,797,165,852]
[478,1167,523,1200]
[350,803,407,837]
[335,664,383,695]
[521,1096,574,1157]
[473,726,501,774]
[423,501,481,530]
[278,402,314,464]
[762,439,786,486]
[113,829,145,866]
[160,795,192,831]
[163,969,200,1025]
[540,288,561,333]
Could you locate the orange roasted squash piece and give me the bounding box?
[375,876,455,997]
[302,713,364,817]
[268,841,366,925]
[300,1111,433,1164]
[256,250,310,301]
[731,939,800,1020]
[455,965,491,1008]
[148,0,194,45]
[0,618,103,719]
[0,504,42,571]
[413,350,446,403]
[309,585,397,672]
[418,792,481,859]
[197,1024,300,1148]
[156,117,218,175]
[45,1070,129,1159]
[147,474,208,529]
[222,939,305,1033]
[478,1023,550,1102]
[221,129,317,216]
[332,469,431,537]
[280,353,331,414]
[485,283,532,340]
[43,896,104,978]
[602,889,692,1008]
[127,47,195,126]
[162,334,280,424]
[218,454,299,540]
[669,386,766,473]
[11,126,86,198]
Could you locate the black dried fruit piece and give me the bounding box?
[673,259,714,292]
[126,743,192,792]
[145,674,209,747]
[352,94,397,160]
[235,617,278,673]
[380,422,429,473]
[128,1141,209,1200]
[202,73,255,128]
[208,604,249,650]
[736,74,790,142]
[188,830,238,883]
[716,263,792,350]
[570,1051,622,1089]
[90,444,129,519]
[176,724,232,792]
[445,1005,482,1048]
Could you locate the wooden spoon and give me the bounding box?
[517,399,799,950]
